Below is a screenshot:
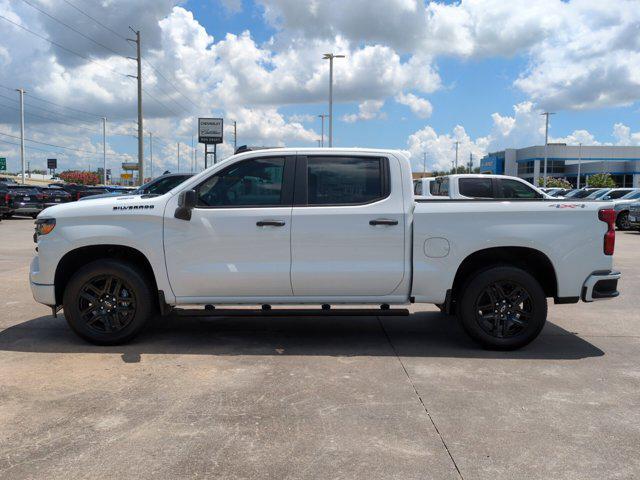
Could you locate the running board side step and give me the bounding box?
[174,308,409,317]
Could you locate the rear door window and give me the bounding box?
[458,178,494,198]
[497,179,542,199]
[306,156,386,205]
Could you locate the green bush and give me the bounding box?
[586,173,616,188]
[537,177,572,189]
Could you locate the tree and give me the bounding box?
[586,173,616,188]
[58,170,100,185]
[537,177,572,189]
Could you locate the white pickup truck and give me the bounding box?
[30,148,621,349]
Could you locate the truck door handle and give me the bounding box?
[256,220,286,227]
[369,218,398,226]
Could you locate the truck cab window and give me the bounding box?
[459,178,494,198]
[196,157,285,207]
[414,180,423,195]
[498,179,542,199]
[307,157,384,205]
[430,178,449,196]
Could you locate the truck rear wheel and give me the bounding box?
[457,266,547,350]
[62,259,155,345]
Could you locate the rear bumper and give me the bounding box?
[581,270,621,302]
[12,203,44,214]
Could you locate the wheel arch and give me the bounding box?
[449,246,557,313]
[54,244,159,306]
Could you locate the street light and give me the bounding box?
[317,114,328,147]
[323,53,345,147]
[541,111,555,187]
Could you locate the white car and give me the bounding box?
[430,174,551,199]
[413,177,436,197]
[31,148,620,349]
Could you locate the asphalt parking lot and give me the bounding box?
[0,217,638,480]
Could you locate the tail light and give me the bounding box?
[598,208,615,255]
[76,192,81,200]
[36,193,44,200]
[4,193,9,204]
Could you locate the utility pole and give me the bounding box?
[423,152,427,176]
[127,27,143,185]
[191,135,194,173]
[233,121,237,151]
[454,141,459,173]
[102,117,107,184]
[469,152,473,173]
[17,88,25,184]
[149,131,153,179]
[577,142,582,189]
[177,142,180,172]
[318,114,328,147]
[323,53,345,147]
[541,111,555,188]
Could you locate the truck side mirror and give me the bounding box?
[175,189,196,221]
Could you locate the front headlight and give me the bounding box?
[34,218,56,242]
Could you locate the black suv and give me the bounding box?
[2,184,45,218]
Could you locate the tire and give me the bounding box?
[30,213,38,219]
[3,213,12,219]
[62,259,155,345]
[457,266,547,350]
[616,211,631,231]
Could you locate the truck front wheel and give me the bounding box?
[62,259,155,345]
[457,266,547,350]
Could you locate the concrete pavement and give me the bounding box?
[0,217,638,479]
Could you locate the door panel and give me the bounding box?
[291,155,405,296]
[164,156,294,298]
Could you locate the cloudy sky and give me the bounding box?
[1,0,640,176]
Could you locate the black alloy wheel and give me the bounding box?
[474,280,532,339]
[616,211,631,230]
[77,274,137,334]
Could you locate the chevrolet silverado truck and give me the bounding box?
[30,148,621,349]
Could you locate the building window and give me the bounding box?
[517,161,534,175]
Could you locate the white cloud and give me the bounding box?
[395,92,432,118]
[612,123,640,146]
[221,0,243,15]
[342,100,385,123]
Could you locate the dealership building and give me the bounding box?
[480,144,640,187]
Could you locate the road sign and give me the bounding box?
[121,162,139,171]
[47,158,57,169]
[0,157,5,171]
[198,118,223,144]
[121,173,133,180]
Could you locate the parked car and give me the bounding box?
[40,186,72,208]
[78,173,194,201]
[32,148,620,350]
[541,187,570,198]
[430,174,549,199]
[628,202,640,230]
[601,188,638,201]
[3,184,45,218]
[0,182,10,220]
[611,190,640,230]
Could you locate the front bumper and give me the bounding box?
[30,281,56,306]
[581,270,621,302]
[629,211,640,229]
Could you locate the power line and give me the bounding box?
[0,130,128,158]
[0,102,102,134]
[0,84,103,119]
[20,0,130,59]
[61,0,129,42]
[0,92,98,127]
[143,60,199,110]
[0,14,130,78]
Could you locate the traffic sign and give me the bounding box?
[47,158,57,169]
[198,118,223,144]
[0,157,5,171]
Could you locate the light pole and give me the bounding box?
[149,131,153,179]
[577,142,582,189]
[423,152,426,175]
[102,117,107,185]
[323,53,345,147]
[317,114,328,147]
[541,111,555,187]
[454,141,459,173]
[17,88,25,184]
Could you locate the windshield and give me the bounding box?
[566,189,595,198]
[585,189,611,199]
[135,175,191,195]
[620,190,640,200]
[607,189,633,199]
